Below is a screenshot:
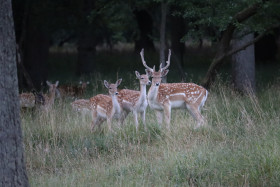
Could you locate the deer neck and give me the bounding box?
[111,94,121,115]
[47,91,56,106]
[147,85,159,103]
[138,84,147,104]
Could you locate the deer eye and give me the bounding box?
[141,77,144,79]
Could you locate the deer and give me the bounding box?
[42,81,59,111]
[57,81,90,99]
[19,90,45,108]
[71,99,92,121]
[140,49,208,129]
[71,99,92,114]
[117,71,151,130]
[89,79,123,131]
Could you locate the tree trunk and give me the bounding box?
[0,0,29,186]
[77,27,97,76]
[76,0,97,76]
[23,21,50,90]
[160,2,168,83]
[134,9,155,52]
[232,33,256,93]
[170,16,186,82]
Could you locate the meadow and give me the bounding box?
[21,50,280,186]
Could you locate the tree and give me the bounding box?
[159,1,168,83]
[134,9,155,52]
[176,0,280,89]
[0,0,29,186]
[232,32,256,93]
[13,0,53,90]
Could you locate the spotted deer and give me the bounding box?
[140,49,208,129]
[89,79,123,131]
[57,81,90,98]
[118,71,151,130]
[19,90,45,108]
[71,99,92,114]
[71,99,92,121]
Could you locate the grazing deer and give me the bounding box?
[19,90,45,108]
[140,49,208,129]
[57,81,90,98]
[89,79,123,131]
[42,81,59,111]
[71,99,92,121]
[71,99,92,114]
[118,71,151,130]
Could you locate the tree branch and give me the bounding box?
[200,3,272,89]
[220,24,279,63]
[202,24,279,89]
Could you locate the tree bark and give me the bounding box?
[160,2,168,83]
[232,33,256,93]
[0,0,29,186]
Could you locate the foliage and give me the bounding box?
[87,0,136,44]
[173,0,280,42]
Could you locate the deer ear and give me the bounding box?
[104,80,109,89]
[135,71,141,79]
[161,69,169,77]
[55,81,59,87]
[116,78,122,86]
[46,81,51,86]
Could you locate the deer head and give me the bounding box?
[104,79,122,96]
[46,80,59,94]
[140,48,171,87]
[135,70,151,86]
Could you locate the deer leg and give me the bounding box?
[120,110,129,125]
[107,117,112,131]
[96,117,105,127]
[163,103,171,130]
[155,110,163,125]
[186,105,205,128]
[140,111,146,130]
[133,111,139,130]
[91,110,98,131]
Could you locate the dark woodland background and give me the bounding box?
[12,0,280,93]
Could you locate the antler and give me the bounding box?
[140,49,153,72]
[160,49,171,71]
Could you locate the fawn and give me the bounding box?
[118,71,151,130]
[89,79,124,131]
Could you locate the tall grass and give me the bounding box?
[21,79,280,186]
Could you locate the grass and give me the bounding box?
[21,49,280,186]
[21,77,280,186]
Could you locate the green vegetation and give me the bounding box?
[22,69,280,186]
